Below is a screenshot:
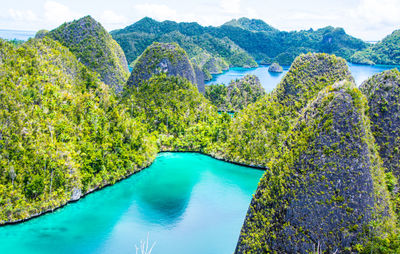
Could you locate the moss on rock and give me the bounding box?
[235,81,396,253]
[46,15,129,91]
[220,53,354,166]
[127,42,204,93]
[360,69,400,184]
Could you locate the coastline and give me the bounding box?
[0,150,265,227]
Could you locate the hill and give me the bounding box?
[47,16,129,91]
[351,29,400,65]
[205,75,266,112]
[0,38,156,223]
[127,42,205,93]
[235,81,395,253]
[111,17,368,67]
[217,53,353,166]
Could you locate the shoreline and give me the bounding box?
[0,151,265,227]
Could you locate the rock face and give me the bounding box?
[235,81,394,253]
[47,15,129,91]
[268,62,283,72]
[127,42,205,93]
[193,63,205,93]
[220,53,354,166]
[360,69,400,180]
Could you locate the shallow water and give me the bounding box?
[0,153,263,254]
[206,63,399,92]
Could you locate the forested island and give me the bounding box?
[2,15,400,253]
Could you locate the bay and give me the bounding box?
[0,153,263,254]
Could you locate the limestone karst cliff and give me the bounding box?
[127,42,205,93]
[235,81,395,253]
[47,16,129,91]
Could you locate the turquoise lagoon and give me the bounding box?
[0,153,263,254]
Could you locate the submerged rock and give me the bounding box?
[268,62,283,73]
[235,81,395,253]
[127,42,204,93]
[360,69,400,181]
[47,15,129,91]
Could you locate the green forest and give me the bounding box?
[2,14,400,253]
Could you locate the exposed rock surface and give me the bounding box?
[235,81,394,253]
[127,42,205,93]
[360,69,400,180]
[193,63,205,93]
[268,62,283,72]
[47,15,129,91]
[220,53,354,166]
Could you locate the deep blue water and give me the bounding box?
[0,153,263,254]
[206,63,399,92]
[0,29,35,41]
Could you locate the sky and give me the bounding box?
[1,0,400,41]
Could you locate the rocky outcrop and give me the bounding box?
[34,29,49,39]
[205,74,265,112]
[127,42,205,93]
[193,63,205,93]
[47,15,129,91]
[268,62,283,72]
[235,81,395,253]
[360,69,400,180]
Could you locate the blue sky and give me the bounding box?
[1,0,399,40]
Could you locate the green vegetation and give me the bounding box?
[0,38,227,224]
[123,74,229,152]
[268,62,283,72]
[351,30,400,65]
[0,38,157,223]
[235,81,397,253]
[205,75,266,112]
[46,16,129,91]
[218,53,353,166]
[127,42,205,93]
[111,18,257,79]
[2,23,400,252]
[111,17,368,68]
[223,18,278,33]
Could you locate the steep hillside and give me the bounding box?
[111,19,257,77]
[123,73,229,152]
[205,75,265,112]
[111,17,368,66]
[235,81,395,253]
[223,18,278,33]
[360,69,400,182]
[127,42,205,93]
[47,16,129,91]
[351,30,400,65]
[0,38,157,224]
[218,53,353,166]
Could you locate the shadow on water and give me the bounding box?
[0,152,263,254]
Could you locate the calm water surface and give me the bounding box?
[206,63,399,92]
[0,153,263,254]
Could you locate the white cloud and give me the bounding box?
[134,3,177,21]
[220,0,241,14]
[100,10,128,25]
[8,9,38,22]
[44,1,82,25]
[351,0,400,25]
